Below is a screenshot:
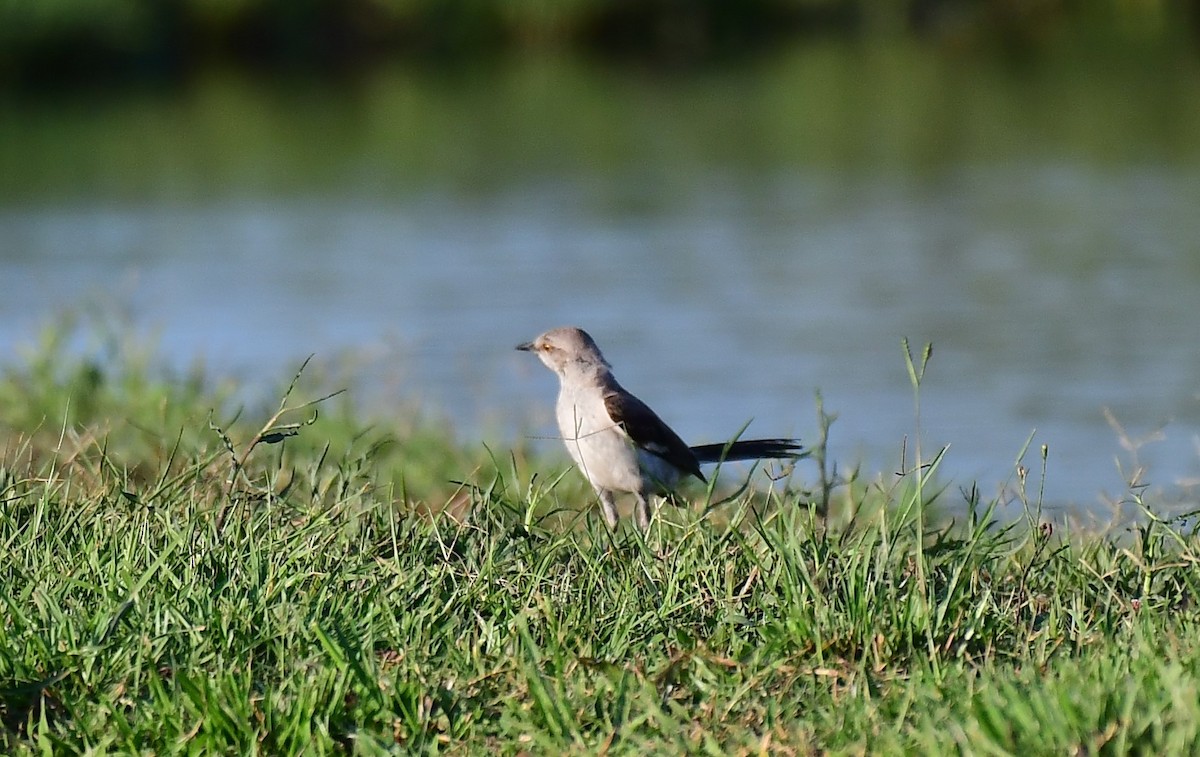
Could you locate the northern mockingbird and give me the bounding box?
[517,326,803,530]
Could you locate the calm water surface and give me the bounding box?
[3,46,1200,513]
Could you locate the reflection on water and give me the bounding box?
[2,44,1200,513]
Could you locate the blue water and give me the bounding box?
[4,163,1200,516]
[4,50,1200,515]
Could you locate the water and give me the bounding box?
[3,45,1200,513]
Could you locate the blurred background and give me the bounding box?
[2,0,1200,514]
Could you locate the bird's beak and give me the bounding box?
[515,341,535,352]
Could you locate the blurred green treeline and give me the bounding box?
[1,0,1197,90]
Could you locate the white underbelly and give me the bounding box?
[556,393,659,494]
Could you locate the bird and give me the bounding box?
[517,326,804,530]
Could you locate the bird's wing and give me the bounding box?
[602,388,705,483]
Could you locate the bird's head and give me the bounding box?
[516,326,610,376]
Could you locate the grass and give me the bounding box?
[2,322,1200,754]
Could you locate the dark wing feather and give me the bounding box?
[690,439,806,463]
[602,388,705,483]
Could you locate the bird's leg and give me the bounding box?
[597,489,620,530]
[633,491,652,532]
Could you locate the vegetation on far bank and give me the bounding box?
[2,320,1200,753]
[2,0,1196,90]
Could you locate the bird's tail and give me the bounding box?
[690,439,806,464]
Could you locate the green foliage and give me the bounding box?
[0,0,1192,88]
[2,322,1200,752]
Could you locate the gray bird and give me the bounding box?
[517,326,803,530]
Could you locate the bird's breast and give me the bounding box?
[554,385,682,495]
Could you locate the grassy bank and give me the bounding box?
[2,326,1200,753]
